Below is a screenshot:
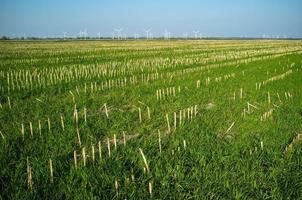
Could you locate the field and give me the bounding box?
[0,39,302,199]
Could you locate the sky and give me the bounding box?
[0,0,302,38]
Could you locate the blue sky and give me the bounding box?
[0,0,301,38]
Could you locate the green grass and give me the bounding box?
[0,40,302,199]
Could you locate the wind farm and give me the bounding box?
[0,1,302,199]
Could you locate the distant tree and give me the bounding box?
[0,36,10,40]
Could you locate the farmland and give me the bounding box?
[0,39,302,199]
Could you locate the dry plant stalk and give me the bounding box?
[114,134,117,150]
[225,122,235,135]
[149,181,153,196]
[123,131,126,146]
[115,180,119,194]
[82,147,86,166]
[47,117,51,133]
[147,107,151,119]
[260,141,264,150]
[139,148,150,173]
[76,128,82,146]
[98,141,102,161]
[60,114,65,131]
[69,90,75,103]
[0,131,4,140]
[74,106,78,125]
[27,157,33,189]
[166,114,171,133]
[91,145,95,163]
[49,159,53,182]
[7,96,11,109]
[38,120,42,136]
[107,137,111,158]
[29,122,33,137]
[21,123,25,140]
[74,150,77,169]
[131,174,135,182]
[179,110,182,125]
[138,107,142,123]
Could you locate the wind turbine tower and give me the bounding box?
[144,29,151,40]
[63,32,67,40]
[183,32,188,39]
[114,28,123,40]
[83,29,87,40]
[193,31,199,39]
[164,30,171,40]
[134,33,139,40]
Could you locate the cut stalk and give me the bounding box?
[147,107,151,120]
[82,147,86,166]
[166,114,171,133]
[139,148,150,173]
[114,134,117,150]
[60,114,65,131]
[49,159,53,183]
[91,144,95,163]
[38,120,41,136]
[76,128,81,146]
[107,137,111,158]
[47,117,51,133]
[74,151,77,169]
[98,141,102,162]
[29,122,33,137]
[27,157,33,189]
[21,123,24,140]
[138,107,142,123]
[123,131,126,146]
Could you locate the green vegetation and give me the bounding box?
[0,40,302,199]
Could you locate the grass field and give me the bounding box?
[0,40,302,199]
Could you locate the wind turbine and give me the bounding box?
[134,33,139,40]
[164,29,171,40]
[183,32,188,39]
[114,28,123,40]
[63,32,67,40]
[144,29,151,40]
[98,32,101,40]
[193,31,199,39]
[83,28,88,40]
[80,29,87,39]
